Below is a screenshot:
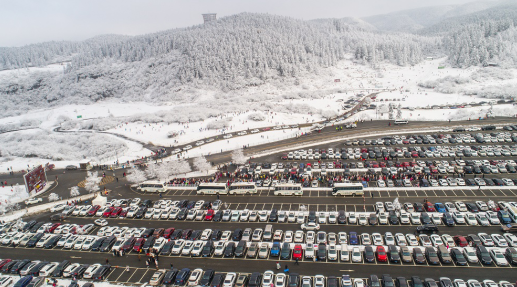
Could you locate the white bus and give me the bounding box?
[229,182,258,195]
[274,183,303,196]
[196,183,229,195]
[394,120,409,125]
[137,181,166,193]
[331,183,364,196]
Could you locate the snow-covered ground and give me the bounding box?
[0,56,515,172]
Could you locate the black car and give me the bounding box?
[189,230,202,241]
[465,202,479,213]
[395,277,408,287]
[424,278,438,287]
[504,248,517,265]
[467,234,482,247]
[413,248,426,264]
[26,233,44,247]
[476,246,492,265]
[388,211,399,225]
[234,240,247,258]
[211,230,222,241]
[30,261,50,276]
[382,274,394,287]
[181,229,193,240]
[160,241,175,255]
[338,211,347,224]
[91,237,106,251]
[414,203,425,212]
[9,259,29,274]
[328,276,339,287]
[175,268,191,286]
[416,224,438,234]
[72,264,89,278]
[411,277,424,287]
[211,273,226,287]
[317,243,326,261]
[442,213,455,226]
[420,213,432,225]
[269,209,278,222]
[201,241,214,257]
[141,199,152,207]
[92,265,111,281]
[52,260,71,277]
[44,235,62,249]
[369,213,378,225]
[198,269,214,286]
[288,273,300,287]
[135,206,147,218]
[99,236,117,252]
[232,229,243,241]
[280,242,291,260]
[186,201,196,209]
[177,200,188,208]
[369,275,381,287]
[388,245,400,263]
[142,228,155,238]
[308,211,316,223]
[141,237,156,253]
[213,211,223,222]
[163,269,179,285]
[22,221,37,231]
[248,272,262,287]
[364,246,375,263]
[224,242,236,257]
[450,248,467,266]
[177,208,188,220]
[29,222,44,233]
[170,229,183,240]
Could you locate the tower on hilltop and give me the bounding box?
[202,13,217,24]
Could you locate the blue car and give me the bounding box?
[175,268,190,286]
[270,242,281,256]
[349,232,358,245]
[434,203,446,213]
[13,276,33,287]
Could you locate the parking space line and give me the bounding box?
[499,189,508,196]
[479,189,487,196]
[137,269,150,283]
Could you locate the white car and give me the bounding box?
[463,247,479,263]
[395,233,408,246]
[351,247,362,262]
[328,244,338,261]
[478,233,495,246]
[224,272,237,287]
[63,235,78,249]
[406,234,419,246]
[475,213,490,226]
[188,268,203,286]
[410,213,421,225]
[358,214,368,226]
[274,273,286,287]
[306,231,315,244]
[491,234,508,247]
[454,201,468,212]
[399,212,410,225]
[56,234,72,247]
[171,240,186,255]
[301,222,320,231]
[25,198,43,205]
[214,241,226,256]
[372,233,384,245]
[94,219,108,226]
[441,234,456,247]
[294,230,304,243]
[489,249,509,266]
[50,204,67,212]
[360,233,372,245]
[465,213,478,225]
[261,271,275,287]
[485,211,500,225]
[221,231,232,241]
[35,234,52,248]
[0,277,13,287]
[82,237,96,250]
[430,234,444,246]
[503,233,517,247]
[314,275,325,287]
[83,263,102,279]
[378,213,388,225]
[348,213,357,224]
[452,212,466,224]
[181,241,195,256]
[153,237,168,252]
[63,263,81,277]
[444,202,457,213]
[39,262,59,276]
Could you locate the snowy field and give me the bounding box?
[0,56,516,171]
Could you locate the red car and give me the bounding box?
[0,259,12,269]
[122,237,136,252]
[133,238,146,252]
[164,228,175,239]
[110,207,122,218]
[376,246,387,262]
[119,208,129,218]
[453,235,468,247]
[87,205,101,216]
[424,202,436,212]
[292,244,303,260]
[48,223,61,233]
[205,209,214,221]
[103,207,114,218]
[379,162,386,167]
[70,225,82,234]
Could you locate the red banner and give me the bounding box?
[24,165,47,194]
[334,79,340,82]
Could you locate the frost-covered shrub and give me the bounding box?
[248,113,266,121]
[418,76,470,94]
[471,68,514,81]
[206,119,230,129]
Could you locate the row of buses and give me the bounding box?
[136,181,364,196]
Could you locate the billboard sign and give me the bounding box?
[24,165,47,194]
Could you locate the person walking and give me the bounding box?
[284,265,289,274]
[145,259,149,268]
[276,262,281,270]
[170,263,174,269]
[105,258,109,264]
[295,258,299,265]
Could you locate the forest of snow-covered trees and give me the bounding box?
[1,3,517,117]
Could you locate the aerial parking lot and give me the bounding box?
[2,124,517,286]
